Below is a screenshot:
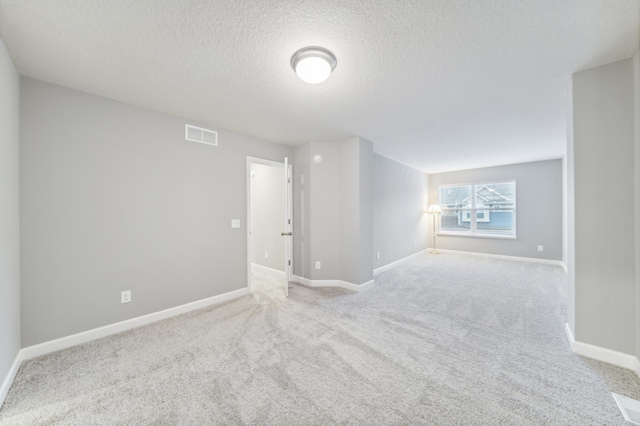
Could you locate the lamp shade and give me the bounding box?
[427,204,442,214]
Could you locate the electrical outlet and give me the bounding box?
[265,251,269,259]
[315,261,321,270]
[376,252,380,260]
[121,290,131,304]
[537,245,544,252]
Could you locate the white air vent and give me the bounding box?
[185,124,218,146]
[613,393,640,425]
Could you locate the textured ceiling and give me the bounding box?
[0,0,638,172]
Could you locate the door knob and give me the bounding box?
[280,232,293,236]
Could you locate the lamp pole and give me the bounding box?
[427,204,442,254]
[432,216,438,254]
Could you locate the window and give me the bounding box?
[438,181,516,237]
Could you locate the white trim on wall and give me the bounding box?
[565,323,640,378]
[291,275,374,292]
[21,287,249,360]
[431,248,564,267]
[564,322,576,348]
[0,351,22,409]
[374,250,426,275]
[374,249,564,278]
[245,156,290,293]
[251,263,285,278]
[0,287,249,408]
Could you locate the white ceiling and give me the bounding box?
[0,1,638,173]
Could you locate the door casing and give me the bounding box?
[246,156,293,294]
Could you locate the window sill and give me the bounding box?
[437,232,517,240]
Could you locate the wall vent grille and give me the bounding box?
[185,124,218,146]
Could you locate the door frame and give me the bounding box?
[246,156,292,292]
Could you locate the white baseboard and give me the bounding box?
[20,287,249,362]
[1,286,248,408]
[251,263,285,278]
[374,250,426,275]
[564,323,640,377]
[291,275,374,293]
[0,350,24,409]
[564,322,575,348]
[433,248,564,267]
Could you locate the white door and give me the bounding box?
[282,157,293,297]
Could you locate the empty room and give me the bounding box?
[1,1,640,424]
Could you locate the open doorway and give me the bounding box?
[246,157,292,298]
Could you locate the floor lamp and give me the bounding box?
[427,204,442,254]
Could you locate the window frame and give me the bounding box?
[437,180,517,239]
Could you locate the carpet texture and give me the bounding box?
[1,253,639,425]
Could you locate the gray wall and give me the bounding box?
[0,36,20,392]
[566,95,576,334]
[572,57,636,354]
[308,141,342,280]
[250,163,285,271]
[294,138,373,285]
[635,50,640,361]
[20,78,292,346]
[339,138,374,285]
[428,160,563,261]
[357,140,374,283]
[293,143,310,278]
[372,154,429,269]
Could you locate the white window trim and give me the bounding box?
[438,180,516,238]
[437,231,517,240]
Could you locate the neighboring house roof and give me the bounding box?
[440,183,514,209]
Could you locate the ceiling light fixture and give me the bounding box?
[290,46,337,84]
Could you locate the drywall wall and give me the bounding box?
[0,36,20,398]
[250,163,285,271]
[339,138,374,285]
[634,50,640,361]
[308,141,342,280]
[372,154,429,269]
[357,139,374,283]
[339,139,361,284]
[294,138,374,285]
[566,83,576,335]
[292,143,310,278]
[20,78,292,346]
[572,57,635,355]
[428,160,563,260]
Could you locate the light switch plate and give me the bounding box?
[231,219,240,228]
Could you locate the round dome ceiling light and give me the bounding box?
[290,46,337,84]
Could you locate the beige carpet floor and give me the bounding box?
[1,252,639,425]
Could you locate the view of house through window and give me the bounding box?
[438,181,516,237]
